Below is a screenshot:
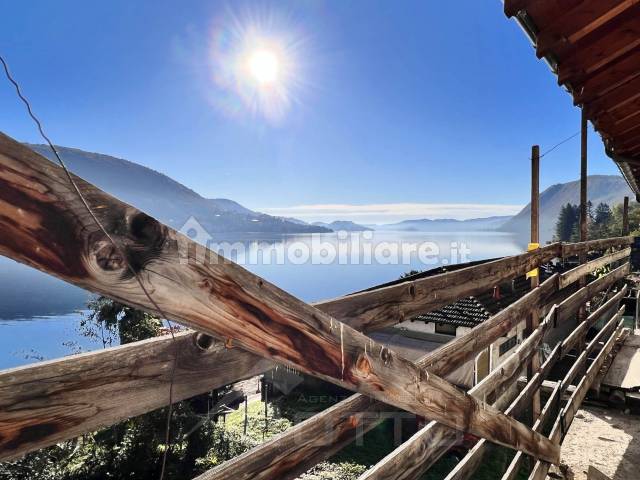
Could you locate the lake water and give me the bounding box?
[0,231,525,369]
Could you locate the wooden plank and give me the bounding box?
[317,243,560,332]
[0,331,272,461]
[561,286,628,357]
[559,248,630,288]
[419,274,557,375]
[0,253,562,462]
[528,325,628,480]
[0,133,560,462]
[440,309,557,480]
[558,14,640,86]
[574,48,640,105]
[561,236,632,257]
[501,382,562,480]
[536,0,637,58]
[197,281,558,480]
[557,262,629,323]
[623,196,630,235]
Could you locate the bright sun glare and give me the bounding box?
[210,11,304,122]
[247,49,280,84]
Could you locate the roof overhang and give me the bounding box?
[504,0,640,196]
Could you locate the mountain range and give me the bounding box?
[499,175,634,242]
[25,146,634,243]
[374,216,513,232]
[27,144,330,235]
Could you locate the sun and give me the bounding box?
[247,49,280,84]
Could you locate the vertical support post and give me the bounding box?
[243,395,249,435]
[527,145,541,420]
[578,108,589,367]
[580,109,588,245]
[623,196,630,236]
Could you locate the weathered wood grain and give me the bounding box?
[318,243,560,332]
[0,332,272,461]
[198,283,551,480]
[199,254,622,480]
[561,236,632,257]
[556,262,629,323]
[419,275,557,375]
[561,286,627,358]
[0,133,559,463]
[0,238,564,461]
[528,324,628,480]
[358,307,558,480]
[558,248,630,289]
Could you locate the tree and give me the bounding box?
[554,203,579,241]
[591,202,613,239]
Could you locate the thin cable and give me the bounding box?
[1,54,179,480]
[539,130,581,159]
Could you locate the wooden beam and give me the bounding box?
[0,250,562,461]
[558,248,630,288]
[587,76,640,120]
[317,243,560,332]
[574,48,640,105]
[558,14,640,87]
[0,332,272,461]
[197,274,559,480]
[561,236,632,257]
[359,307,557,480]
[557,262,629,323]
[0,133,559,462]
[418,274,557,375]
[528,323,628,480]
[528,145,542,420]
[536,0,638,59]
[561,286,628,357]
[623,196,630,235]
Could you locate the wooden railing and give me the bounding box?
[0,130,634,476]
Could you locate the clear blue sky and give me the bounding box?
[0,0,620,221]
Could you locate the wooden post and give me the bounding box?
[578,108,588,357]
[243,395,249,436]
[623,196,630,236]
[528,145,541,420]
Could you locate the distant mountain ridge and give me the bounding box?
[312,221,373,231]
[499,175,633,242]
[27,144,330,235]
[374,216,513,232]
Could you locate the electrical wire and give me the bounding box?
[0,53,179,480]
[539,130,581,159]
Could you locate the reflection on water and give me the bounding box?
[0,231,524,368]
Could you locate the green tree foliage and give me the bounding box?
[555,200,640,242]
[554,203,580,241]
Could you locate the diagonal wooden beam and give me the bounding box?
[360,306,559,480]
[197,273,559,480]
[558,247,630,288]
[0,247,561,462]
[198,245,629,480]
[0,132,560,463]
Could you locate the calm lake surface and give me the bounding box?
[0,231,524,369]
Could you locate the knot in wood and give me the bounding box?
[354,353,372,378]
[379,346,392,365]
[93,241,126,272]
